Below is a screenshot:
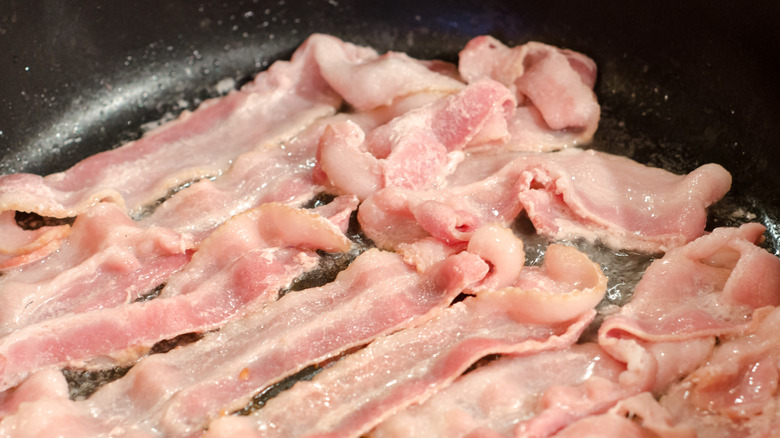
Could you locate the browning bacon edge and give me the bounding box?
[0,34,779,438]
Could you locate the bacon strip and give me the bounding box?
[63,249,485,436]
[141,45,464,240]
[370,344,625,438]
[205,288,597,437]
[0,203,353,392]
[599,223,780,345]
[0,203,194,337]
[0,35,362,221]
[660,307,780,437]
[317,79,514,200]
[359,149,732,253]
[459,36,600,151]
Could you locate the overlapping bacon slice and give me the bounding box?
[359,148,731,254]
[459,35,600,151]
[0,200,354,392]
[0,32,767,438]
[204,232,605,438]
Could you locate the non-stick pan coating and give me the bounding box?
[1,0,778,252]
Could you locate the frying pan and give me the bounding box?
[0,0,778,240]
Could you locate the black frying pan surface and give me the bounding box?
[1,0,779,253]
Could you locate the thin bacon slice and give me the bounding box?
[141,47,464,240]
[317,79,515,200]
[62,249,486,437]
[204,276,599,438]
[0,203,194,337]
[599,223,780,345]
[0,368,68,419]
[459,36,599,151]
[0,35,363,221]
[658,310,780,437]
[370,344,625,438]
[359,149,732,253]
[0,203,353,392]
[553,393,696,438]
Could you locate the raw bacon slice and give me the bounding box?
[0,203,194,337]
[459,36,599,151]
[599,223,780,345]
[311,37,464,110]
[660,307,780,437]
[317,79,515,200]
[0,368,68,419]
[0,211,71,270]
[0,35,354,220]
[359,148,732,253]
[370,344,625,438]
[0,203,353,392]
[552,393,696,438]
[142,94,449,241]
[141,43,464,239]
[204,278,599,438]
[62,249,486,437]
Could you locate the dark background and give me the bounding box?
[1,0,778,251]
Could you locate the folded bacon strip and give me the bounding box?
[0,202,353,392]
[659,307,780,437]
[317,79,514,200]
[553,393,696,438]
[204,244,603,438]
[459,36,600,151]
[359,148,732,254]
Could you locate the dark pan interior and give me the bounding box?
[1,0,778,253]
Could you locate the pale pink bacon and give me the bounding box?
[377,224,780,437]
[0,33,370,220]
[459,36,600,151]
[659,306,780,437]
[599,223,780,346]
[0,202,194,338]
[204,280,599,437]
[359,148,732,254]
[0,368,68,419]
[317,79,514,200]
[59,248,485,437]
[553,393,696,438]
[0,202,353,392]
[141,43,464,240]
[370,343,625,438]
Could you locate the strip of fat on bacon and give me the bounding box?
[358,148,732,254]
[370,343,625,438]
[49,248,484,437]
[0,203,194,338]
[316,79,514,200]
[458,36,600,151]
[203,241,605,438]
[0,201,354,393]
